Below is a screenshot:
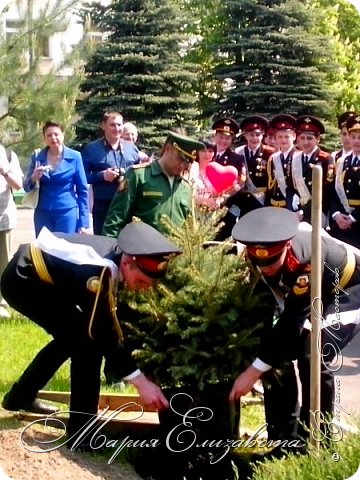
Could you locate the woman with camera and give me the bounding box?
[23,121,89,236]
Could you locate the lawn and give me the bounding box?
[1,311,359,480]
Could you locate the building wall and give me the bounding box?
[0,0,103,76]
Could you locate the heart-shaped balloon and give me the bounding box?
[205,162,238,194]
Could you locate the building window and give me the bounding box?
[36,33,50,58]
[5,19,22,42]
[86,31,104,46]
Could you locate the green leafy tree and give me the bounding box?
[310,0,360,115]
[204,0,336,122]
[0,0,88,165]
[75,0,201,152]
[120,208,267,391]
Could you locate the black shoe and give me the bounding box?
[2,393,59,415]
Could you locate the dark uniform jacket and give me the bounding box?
[329,153,360,248]
[223,144,274,219]
[254,230,360,367]
[290,148,334,224]
[239,144,275,192]
[0,233,137,378]
[266,147,296,210]
[214,147,245,175]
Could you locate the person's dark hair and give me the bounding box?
[102,111,123,123]
[195,137,215,162]
[42,121,63,136]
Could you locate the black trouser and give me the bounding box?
[263,362,299,441]
[329,222,360,250]
[297,321,360,440]
[1,249,133,445]
[216,191,263,241]
[92,199,112,235]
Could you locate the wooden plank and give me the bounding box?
[38,390,157,412]
[16,409,159,426]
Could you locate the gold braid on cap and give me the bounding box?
[172,141,196,161]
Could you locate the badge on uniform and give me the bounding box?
[293,274,310,295]
[118,178,128,192]
[327,164,335,182]
[86,276,101,293]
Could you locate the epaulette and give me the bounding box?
[132,162,151,169]
[262,145,276,154]
[284,248,302,273]
[318,150,331,161]
[262,145,276,159]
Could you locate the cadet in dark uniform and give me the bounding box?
[227,115,276,227]
[331,111,357,163]
[1,221,182,449]
[102,133,205,237]
[211,118,247,239]
[212,117,246,174]
[266,114,297,210]
[330,114,360,248]
[291,116,334,225]
[231,207,360,446]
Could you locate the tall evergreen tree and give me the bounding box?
[75,0,200,152]
[205,0,336,121]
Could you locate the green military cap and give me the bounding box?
[166,132,206,163]
[117,218,183,277]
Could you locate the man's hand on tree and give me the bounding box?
[130,373,169,410]
[229,365,262,401]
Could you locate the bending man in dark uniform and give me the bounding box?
[1,220,182,449]
[231,207,360,447]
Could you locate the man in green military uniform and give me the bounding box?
[102,132,205,237]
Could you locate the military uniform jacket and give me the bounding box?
[102,160,192,237]
[237,144,275,192]
[1,233,137,378]
[214,147,245,174]
[266,147,296,209]
[290,148,334,221]
[330,153,360,222]
[254,230,360,367]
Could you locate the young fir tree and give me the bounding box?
[75,0,200,152]
[120,207,268,391]
[206,0,336,121]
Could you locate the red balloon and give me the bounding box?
[205,162,238,194]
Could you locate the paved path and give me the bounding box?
[11,208,360,420]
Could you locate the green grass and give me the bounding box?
[0,312,70,396]
[251,429,360,480]
[2,310,359,479]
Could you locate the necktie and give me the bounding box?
[250,151,254,161]
[280,153,285,163]
[304,155,309,166]
[352,156,358,167]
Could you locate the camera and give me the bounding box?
[42,165,53,173]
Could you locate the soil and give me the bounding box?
[0,425,142,480]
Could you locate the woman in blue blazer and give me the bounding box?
[23,121,90,236]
